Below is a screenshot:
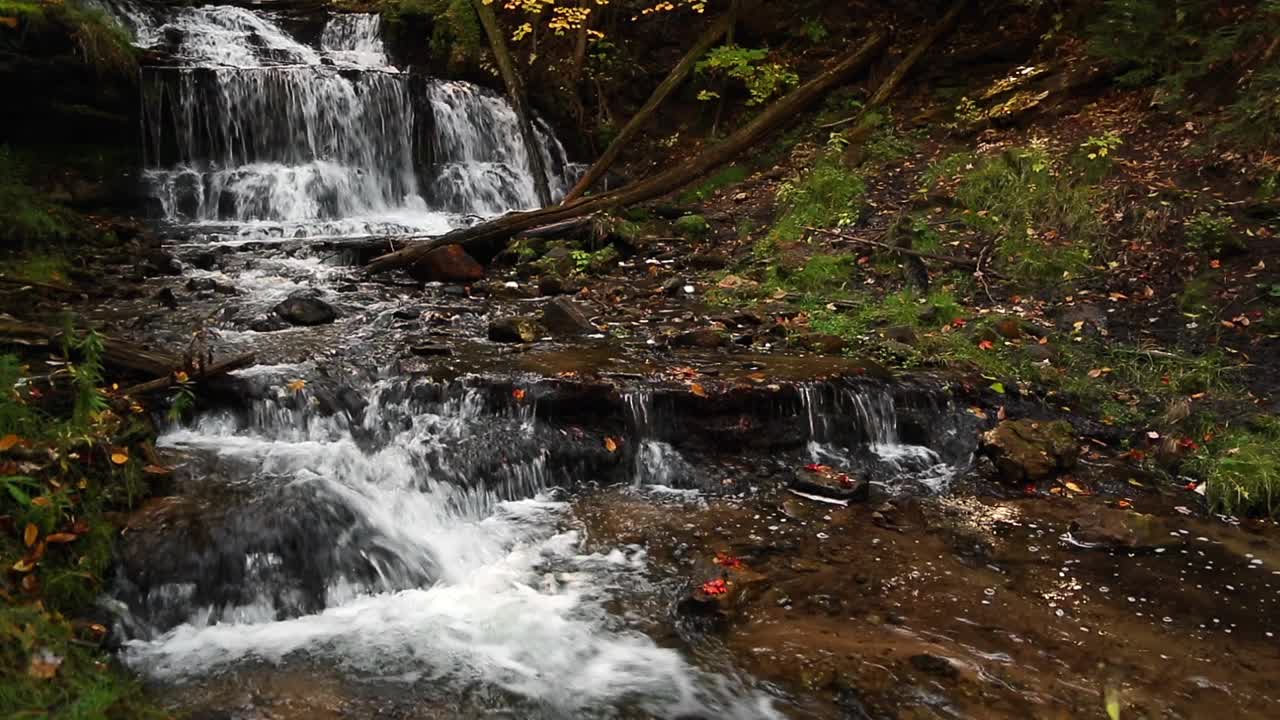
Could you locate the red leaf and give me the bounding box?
[700,578,729,596]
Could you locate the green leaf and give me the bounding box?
[1105,685,1122,720]
[990,382,1006,394]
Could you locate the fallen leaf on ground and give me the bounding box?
[110,451,129,465]
[27,651,62,680]
[0,434,19,452]
[604,437,618,453]
[690,383,708,398]
[45,533,77,544]
[23,522,37,547]
[286,378,306,393]
[700,578,729,596]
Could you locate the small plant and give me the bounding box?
[167,371,196,423]
[695,45,799,106]
[801,17,828,43]
[1184,211,1240,255]
[952,96,985,128]
[1189,417,1280,518]
[60,325,109,428]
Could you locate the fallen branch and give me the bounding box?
[562,12,735,204]
[366,32,888,275]
[803,226,1006,279]
[0,274,81,295]
[0,317,181,377]
[119,353,256,398]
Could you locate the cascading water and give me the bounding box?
[105,4,780,717]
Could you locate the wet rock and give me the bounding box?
[537,275,582,296]
[794,333,848,355]
[155,286,179,309]
[909,654,959,679]
[273,288,337,326]
[488,316,543,343]
[980,419,1078,483]
[791,465,869,502]
[187,250,221,271]
[140,250,183,277]
[541,297,595,336]
[689,252,729,270]
[392,307,422,320]
[408,244,485,283]
[882,325,918,346]
[712,311,764,328]
[677,564,770,623]
[671,328,728,348]
[409,343,452,357]
[249,315,290,333]
[186,277,236,295]
[1069,509,1182,551]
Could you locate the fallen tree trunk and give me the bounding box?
[367,32,888,275]
[561,11,735,204]
[473,0,552,207]
[840,0,968,166]
[0,318,181,377]
[119,353,256,398]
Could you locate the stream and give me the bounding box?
[90,4,1280,719]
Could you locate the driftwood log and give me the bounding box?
[366,32,889,276]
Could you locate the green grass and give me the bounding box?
[768,155,866,249]
[679,164,749,204]
[0,0,137,76]
[1189,417,1280,518]
[926,147,1100,284]
[0,147,82,247]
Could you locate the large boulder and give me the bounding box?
[488,316,543,343]
[273,288,337,326]
[541,297,596,336]
[980,419,1077,483]
[408,245,485,283]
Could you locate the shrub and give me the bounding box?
[769,156,866,247]
[1184,211,1242,255]
[695,45,799,106]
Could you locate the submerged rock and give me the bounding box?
[488,316,543,343]
[980,418,1077,483]
[273,288,337,326]
[791,465,869,502]
[1069,509,1182,551]
[409,244,485,283]
[671,328,728,348]
[541,297,596,336]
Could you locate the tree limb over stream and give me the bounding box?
[364,32,889,276]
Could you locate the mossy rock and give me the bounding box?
[675,214,711,236]
[980,419,1078,483]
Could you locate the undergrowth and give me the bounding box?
[1189,416,1280,518]
[764,153,865,253]
[0,147,82,248]
[0,0,137,75]
[925,147,1101,284]
[0,334,162,718]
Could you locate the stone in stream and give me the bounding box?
[979,418,1078,483]
[407,244,485,283]
[541,297,596,336]
[671,327,728,348]
[139,250,183,277]
[677,563,770,623]
[408,343,452,357]
[154,286,179,309]
[249,315,290,332]
[273,288,338,326]
[487,316,543,343]
[790,465,869,502]
[1069,509,1182,551]
[792,332,848,355]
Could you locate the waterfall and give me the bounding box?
[132,6,572,230]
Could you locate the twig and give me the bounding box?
[803,226,1007,279]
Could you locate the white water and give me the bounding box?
[112,7,779,716]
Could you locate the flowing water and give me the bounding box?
[104,5,795,716]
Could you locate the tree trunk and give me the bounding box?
[472,0,552,207]
[840,0,968,165]
[561,12,736,204]
[366,32,887,275]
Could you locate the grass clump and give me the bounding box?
[927,147,1100,284]
[0,147,82,248]
[1184,211,1243,255]
[1189,417,1280,518]
[0,0,137,75]
[769,154,866,248]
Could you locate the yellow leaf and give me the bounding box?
[12,558,34,573]
[1128,478,1145,488]
[1064,481,1085,494]
[110,451,129,465]
[30,496,50,507]
[23,523,38,547]
[287,378,306,393]
[46,533,77,544]
[0,434,19,452]
[604,437,619,453]
[690,383,708,398]
[174,370,190,384]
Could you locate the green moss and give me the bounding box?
[679,165,749,204]
[0,0,137,75]
[674,214,710,236]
